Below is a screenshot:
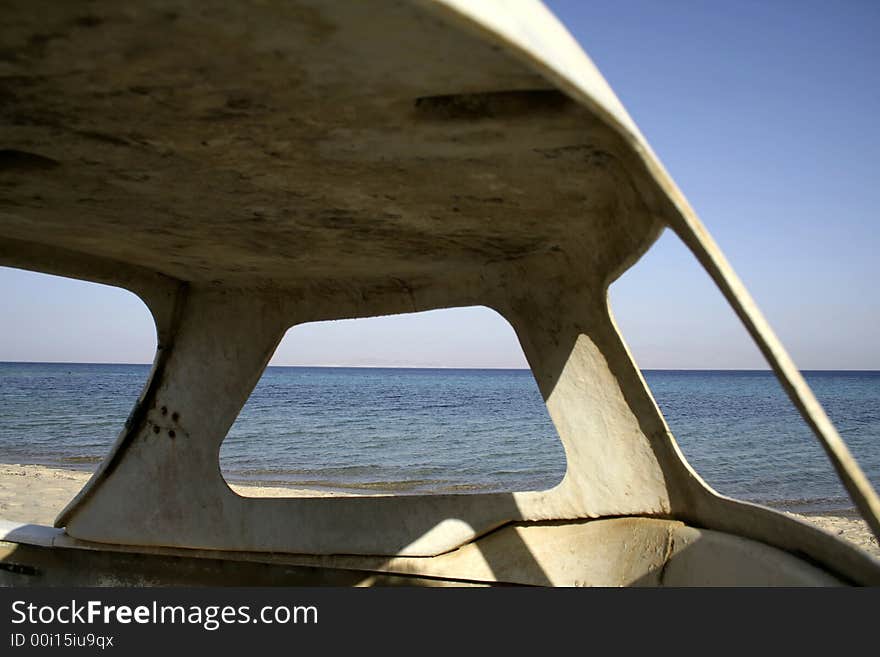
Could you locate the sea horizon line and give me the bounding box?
[2,360,879,373]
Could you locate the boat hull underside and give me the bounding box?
[0,517,849,587]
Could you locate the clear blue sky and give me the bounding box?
[2,0,878,369]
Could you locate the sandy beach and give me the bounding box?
[0,463,346,529]
[1,462,877,560]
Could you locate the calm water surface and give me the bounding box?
[0,363,878,514]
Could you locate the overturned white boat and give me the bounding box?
[1,0,878,586]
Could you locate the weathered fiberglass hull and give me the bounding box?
[1,0,878,585]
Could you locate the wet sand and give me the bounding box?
[1,462,877,559]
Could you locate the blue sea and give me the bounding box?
[0,363,878,515]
